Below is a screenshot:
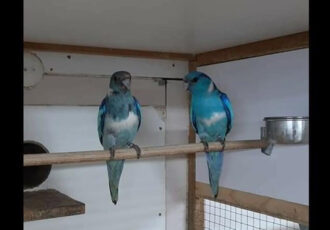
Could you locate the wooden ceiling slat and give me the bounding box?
[24,42,194,61]
[196,31,309,67]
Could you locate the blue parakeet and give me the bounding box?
[97,71,142,204]
[184,71,233,198]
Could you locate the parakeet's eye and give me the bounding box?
[192,78,198,83]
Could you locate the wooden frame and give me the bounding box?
[24,31,308,64]
[196,182,309,226]
[24,30,309,228]
[187,31,309,229]
[24,42,194,61]
[195,31,309,67]
[187,60,197,230]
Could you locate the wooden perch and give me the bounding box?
[24,140,267,166]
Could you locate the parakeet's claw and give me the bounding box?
[109,148,115,159]
[129,143,141,159]
[217,137,226,152]
[201,141,210,152]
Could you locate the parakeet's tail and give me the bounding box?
[206,151,224,198]
[106,160,125,205]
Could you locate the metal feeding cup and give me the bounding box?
[261,116,309,155]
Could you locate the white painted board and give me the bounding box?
[196,49,309,205]
[24,75,166,106]
[30,51,188,78]
[165,80,190,230]
[24,106,166,230]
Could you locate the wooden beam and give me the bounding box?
[187,60,197,230]
[196,181,309,226]
[196,31,309,66]
[24,140,266,166]
[24,189,85,222]
[24,42,194,61]
[194,197,204,230]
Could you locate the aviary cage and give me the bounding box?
[23,1,309,229]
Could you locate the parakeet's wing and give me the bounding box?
[133,96,142,130]
[190,104,198,134]
[97,96,108,144]
[219,92,234,135]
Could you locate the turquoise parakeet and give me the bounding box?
[97,71,142,204]
[184,71,234,198]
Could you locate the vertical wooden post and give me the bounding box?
[187,60,197,230]
[194,197,205,230]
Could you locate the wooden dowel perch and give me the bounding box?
[24,140,267,166]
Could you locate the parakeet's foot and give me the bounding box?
[217,137,226,152]
[109,147,116,159]
[128,143,141,159]
[201,141,210,152]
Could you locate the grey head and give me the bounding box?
[109,71,132,93]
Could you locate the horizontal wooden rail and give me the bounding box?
[196,31,309,66]
[24,42,194,61]
[196,181,309,226]
[24,140,266,166]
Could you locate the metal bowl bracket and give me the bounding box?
[261,127,275,156]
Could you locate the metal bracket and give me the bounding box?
[155,78,166,86]
[261,127,275,156]
[261,141,275,156]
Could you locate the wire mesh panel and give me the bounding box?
[203,199,303,230]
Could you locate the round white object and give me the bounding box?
[24,52,44,88]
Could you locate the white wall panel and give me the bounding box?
[196,49,309,205]
[24,106,166,230]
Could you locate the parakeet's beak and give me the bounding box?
[122,78,131,90]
